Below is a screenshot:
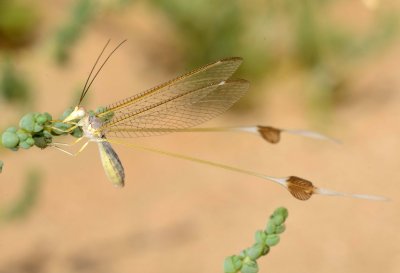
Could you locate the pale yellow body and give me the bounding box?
[98,140,125,187]
[67,111,125,187]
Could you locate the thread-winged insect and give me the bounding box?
[55,40,385,201]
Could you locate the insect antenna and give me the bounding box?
[79,39,127,105]
[79,39,111,105]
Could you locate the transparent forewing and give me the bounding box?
[97,57,243,128]
[102,79,249,138]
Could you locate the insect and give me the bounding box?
[55,40,385,201]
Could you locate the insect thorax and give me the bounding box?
[79,115,104,139]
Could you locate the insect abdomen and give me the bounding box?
[98,140,125,187]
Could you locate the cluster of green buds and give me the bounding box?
[224,207,288,273]
[1,107,83,151]
[1,112,53,150]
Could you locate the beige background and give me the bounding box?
[0,1,399,273]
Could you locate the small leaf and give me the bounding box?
[273,207,288,221]
[246,243,265,260]
[36,114,48,125]
[265,220,277,234]
[224,255,242,273]
[261,244,270,255]
[275,224,286,234]
[33,123,44,133]
[19,141,32,149]
[254,230,267,244]
[272,214,285,226]
[265,234,280,246]
[25,137,35,146]
[72,127,83,138]
[241,259,259,273]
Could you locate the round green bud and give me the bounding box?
[246,243,265,260]
[43,130,53,139]
[1,131,19,148]
[265,221,277,234]
[19,113,35,132]
[25,137,35,146]
[241,260,259,273]
[19,141,32,149]
[44,112,52,122]
[5,127,17,133]
[265,234,280,246]
[36,114,48,125]
[33,123,44,133]
[224,255,242,273]
[16,129,29,142]
[275,224,286,234]
[273,207,288,221]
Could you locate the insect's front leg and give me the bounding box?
[52,137,84,147]
[50,139,90,156]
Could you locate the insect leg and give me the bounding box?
[52,137,84,147]
[50,139,90,156]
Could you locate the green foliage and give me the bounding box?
[0,170,41,222]
[148,0,271,84]
[266,0,398,68]
[148,0,398,115]
[2,112,51,150]
[224,207,289,273]
[2,129,20,149]
[273,0,398,118]
[53,0,96,64]
[1,109,83,151]
[150,0,243,65]
[0,1,39,49]
[0,58,31,106]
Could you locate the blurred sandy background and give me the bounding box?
[0,1,399,273]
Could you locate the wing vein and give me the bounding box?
[95,57,248,138]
